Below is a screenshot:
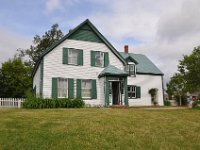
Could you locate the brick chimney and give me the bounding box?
[124,45,129,53]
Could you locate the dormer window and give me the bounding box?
[126,62,136,76]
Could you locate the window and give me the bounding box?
[82,80,92,98]
[68,48,79,65]
[95,51,104,67]
[126,64,136,76]
[63,48,83,65]
[91,51,109,67]
[58,78,68,98]
[128,85,136,99]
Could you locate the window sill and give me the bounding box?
[92,65,104,68]
[82,97,92,100]
[63,63,83,66]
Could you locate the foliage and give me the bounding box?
[166,73,187,106]
[0,57,32,98]
[148,88,157,97]
[23,98,85,108]
[192,99,200,109]
[148,88,157,105]
[174,95,188,106]
[0,109,200,149]
[164,101,171,106]
[178,46,200,92]
[17,24,64,68]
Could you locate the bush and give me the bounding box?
[164,100,171,106]
[174,95,187,106]
[192,99,200,109]
[23,98,85,109]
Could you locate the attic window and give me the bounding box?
[125,63,136,76]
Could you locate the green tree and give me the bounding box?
[17,24,64,68]
[0,57,32,98]
[178,46,200,92]
[166,73,186,106]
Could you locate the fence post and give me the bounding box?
[18,99,21,108]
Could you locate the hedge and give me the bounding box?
[23,98,85,109]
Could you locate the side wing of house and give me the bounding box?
[32,19,125,106]
[120,52,164,106]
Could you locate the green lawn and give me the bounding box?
[0,108,199,150]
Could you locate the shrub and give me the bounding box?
[164,100,171,106]
[23,98,85,109]
[192,99,200,109]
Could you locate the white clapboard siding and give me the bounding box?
[40,39,124,106]
[0,98,24,108]
[128,75,164,106]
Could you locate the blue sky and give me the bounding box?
[1,0,200,84]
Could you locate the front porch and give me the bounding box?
[98,65,128,106]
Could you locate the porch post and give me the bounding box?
[105,77,110,106]
[124,77,128,106]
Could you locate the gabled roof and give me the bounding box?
[120,52,163,75]
[98,65,128,78]
[32,19,126,77]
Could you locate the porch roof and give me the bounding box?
[98,65,128,78]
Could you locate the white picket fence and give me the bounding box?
[0,98,25,108]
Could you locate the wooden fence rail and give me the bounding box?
[0,98,25,108]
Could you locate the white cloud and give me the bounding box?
[0,28,31,65]
[19,0,200,86]
[44,0,62,14]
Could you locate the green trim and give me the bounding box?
[136,86,141,98]
[68,78,74,99]
[76,79,82,98]
[40,59,44,98]
[137,72,164,76]
[63,48,68,64]
[126,56,138,64]
[91,51,95,66]
[33,85,36,97]
[124,78,128,106]
[161,76,164,102]
[52,78,58,98]
[98,65,128,78]
[68,23,103,43]
[104,52,109,67]
[91,80,97,99]
[32,19,126,78]
[105,77,110,106]
[78,49,83,65]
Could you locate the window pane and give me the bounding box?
[95,52,104,67]
[68,49,78,65]
[58,78,68,97]
[128,85,136,99]
[82,80,91,98]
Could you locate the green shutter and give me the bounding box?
[136,86,141,98]
[104,52,109,67]
[91,51,95,66]
[78,49,83,65]
[68,79,74,99]
[91,80,97,99]
[52,78,58,98]
[76,79,82,98]
[63,48,68,64]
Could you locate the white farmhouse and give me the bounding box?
[32,19,164,106]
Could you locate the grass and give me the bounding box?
[0,108,199,150]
